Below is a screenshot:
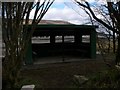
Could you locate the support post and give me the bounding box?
[50,35,55,44]
[62,35,65,62]
[75,34,82,44]
[25,39,33,65]
[90,29,96,59]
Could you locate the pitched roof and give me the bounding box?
[39,20,71,24]
[23,19,72,25]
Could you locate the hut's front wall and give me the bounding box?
[25,25,97,64]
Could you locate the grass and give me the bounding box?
[82,68,120,88]
[19,59,113,88]
[15,76,42,89]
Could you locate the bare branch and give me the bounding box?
[76,1,119,34]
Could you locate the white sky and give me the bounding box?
[30,0,107,25]
[42,5,89,24]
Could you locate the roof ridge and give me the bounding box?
[23,19,72,24]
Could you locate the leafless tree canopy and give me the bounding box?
[2,1,54,88]
[74,0,120,65]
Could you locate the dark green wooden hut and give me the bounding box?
[25,24,98,65]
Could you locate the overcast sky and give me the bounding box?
[42,0,89,25]
[30,0,106,25]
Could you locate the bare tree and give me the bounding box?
[65,1,116,53]
[74,0,120,65]
[2,1,54,88]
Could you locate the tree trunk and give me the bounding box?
[116,35,120,65]
[108,32,111,53]
[113,31,116,53]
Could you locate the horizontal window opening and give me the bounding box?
[32,36,50,44]
[82,35,90,43]
[64,36,74,43]
[55,36,62,43]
